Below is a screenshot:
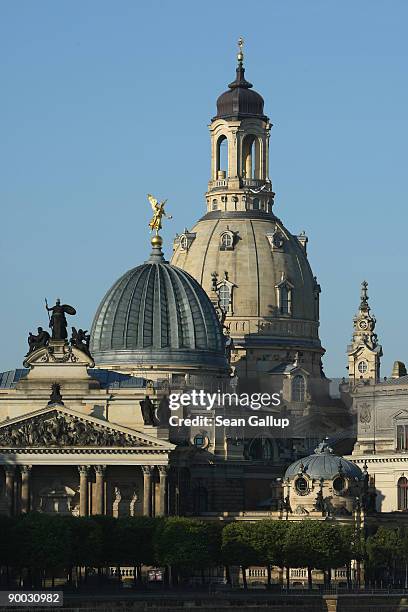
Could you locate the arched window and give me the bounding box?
[219,284,230,312]
[398,477,408,510]
[333,476,346,493]
[253,198,260,210]
[358,360,368,374]
[212,199,218,210]
[246,438,273,461]
[220,232,234,250]
[216,135,228,178]
[242,135,260,179]
[292,375,306,402]
[267,199,273,213]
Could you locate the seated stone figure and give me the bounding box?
[27,327,50,354]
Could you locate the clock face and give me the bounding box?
[359,320,368,330]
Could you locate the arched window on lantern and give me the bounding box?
[398,476,408,510]
[216,135,228,179]
[242,134,260,179]
[292,375,306,402]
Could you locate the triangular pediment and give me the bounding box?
[392,410,408,421]
[0,406,174,451]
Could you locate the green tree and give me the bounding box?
[283,521,321,589]
[251,520,289,587]
[111,517,158,585]
[155,517,221,586]
[313,523,351,586]
[68,516,105,584]
[221,522,259,589]
[0,515,16,586]
[366,527,401,586]
[11,513,72,587]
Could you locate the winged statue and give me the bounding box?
[147,194,172,234]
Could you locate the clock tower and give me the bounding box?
[347,281,382,383]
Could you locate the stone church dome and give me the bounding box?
[172,210,321,352]
[171,45,326,389]
[90,239,227,371]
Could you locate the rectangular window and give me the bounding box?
[397,424,408,450]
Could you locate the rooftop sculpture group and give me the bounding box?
[27,299,91,358]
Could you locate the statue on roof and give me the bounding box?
[70,327,91,358]
[27,326,50,354]
[147,194,172,235]
[45,298,76,340]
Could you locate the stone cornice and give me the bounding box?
[349,454,408,464]
[0,447,170,455]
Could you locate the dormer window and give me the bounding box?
[177,231,196,252]
[280,286,291,314]
[220,231,234,251]
[276,274,294,316]
[212,271,236,316]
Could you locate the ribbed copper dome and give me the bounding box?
[284,441,363,481]
[215,62,265,120]
[90,246,227,370]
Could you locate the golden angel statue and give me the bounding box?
[147,194,172,234]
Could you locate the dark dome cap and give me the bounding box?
[215,55,266,120]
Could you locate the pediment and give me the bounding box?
[0,406,174,451]
[23,342,94,369]
[392,410,408,421]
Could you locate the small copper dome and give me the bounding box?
[215,62,265,120]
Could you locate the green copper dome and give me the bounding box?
[90,247,227,371]
[284,441,363,481]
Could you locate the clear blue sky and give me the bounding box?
[1,0,407,377]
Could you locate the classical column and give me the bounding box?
[142,466,153,517]
[78,466,90,517]
[4,467,15,516]
[20,465,32,514]
[157,466,168,516]
[94,465,106,515]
